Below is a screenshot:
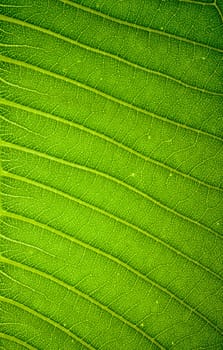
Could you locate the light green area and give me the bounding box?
[0,0,223,349]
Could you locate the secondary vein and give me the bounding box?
[1,55,222,143]
[2,140,222,242]
[2,170,222,281]
[0,296,96,350]
[59,0,223,53]
[2,210,222,334]
[1,100,222,192]
[1,14,221,96]
[1,257,165,349]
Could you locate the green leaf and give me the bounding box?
[0,0,223,349]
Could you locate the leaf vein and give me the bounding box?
[2,141,223,242]
[1,210,222,335]
[2,171,222,281]
[59,0,223,53]
[0,296,96,350]
[0,332,37,350]
[1,100,222,191]
[1,55,222,143]
[1,258,165,349]
[0,14,221,96]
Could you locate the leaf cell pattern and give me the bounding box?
[0,0,223,349]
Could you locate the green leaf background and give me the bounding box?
[0,0,223,349]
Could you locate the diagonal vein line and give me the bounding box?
[0,332,37,350]
[0,296,96,350]
[178,0,214,6]
[0,4,33,7]
[1,1,222,346]
[179,0,223,22]
[0,231,56,258]
[1,99,222,192]
[2,141,223,242]
[2,210,223,335]
[215,0,223,21]
[1,257,165,349]
[0,15,221,97]
[1,55,222,144]
[2,170,222,281]
[0,76,45,95]
[59,0,223,53]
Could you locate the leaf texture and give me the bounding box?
[0,0,223,349]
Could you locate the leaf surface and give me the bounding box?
[0,0,223,349]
